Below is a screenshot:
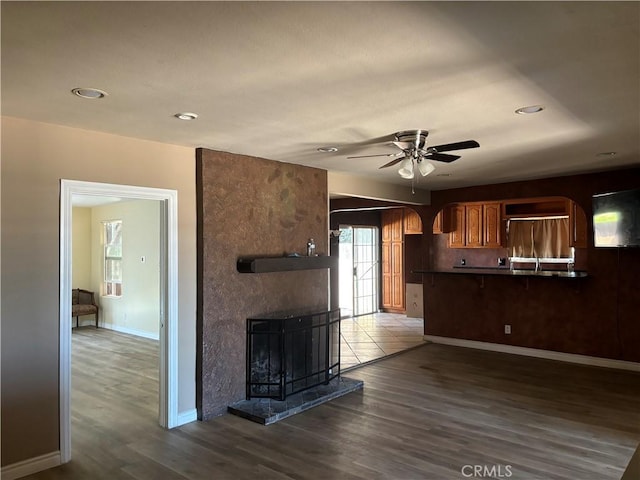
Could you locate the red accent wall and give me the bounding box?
[423,167,640,362]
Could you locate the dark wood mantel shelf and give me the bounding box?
[237,255,338,273]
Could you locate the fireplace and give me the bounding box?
[246,308,340,400]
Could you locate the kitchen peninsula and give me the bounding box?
[415,267,588,278]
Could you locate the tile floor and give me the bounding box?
[340,312,425,370]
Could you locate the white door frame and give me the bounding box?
[59,179,179,463]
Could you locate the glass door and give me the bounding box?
[339,226,379,318]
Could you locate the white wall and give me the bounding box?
[1,116,196,467]
[90,200,160,338]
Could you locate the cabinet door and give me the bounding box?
[382,211,393,243]
[483,203,502,248]
[570,201,588,248]
[433,210,443,234]
[404,209,423,234]
[381,242,392,308]
[391,209,404,242]
[449,205,466,247]
[465,204,483,247]
[391,242,404,309]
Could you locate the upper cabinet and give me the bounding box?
[447,202,503,248]
[382,208,402,242]
[437,197,588,250]
[448,205,466,247]
[570,200,588,248]
[432,208,452,234]
[465,204,483,247]
[403,209,423,235]
[483,203,502,248]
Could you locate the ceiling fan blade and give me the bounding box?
[429,140,479,153]
[425,152,460,163]
[347,152,401,159]
[337,133,397,156]
[379,156,406,169]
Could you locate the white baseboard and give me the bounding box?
[177,408,198,426]
[425,335,640,372]
[1,451,61,480]
[100,322,160,341]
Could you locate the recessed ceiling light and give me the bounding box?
[174,112,198,121]
[71,87,108,99]
[515,105,544,115]
[317,146,338,153]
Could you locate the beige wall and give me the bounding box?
[1,117,197,466]
[328,170,431,204]
[90,200,160,338]
[72,207,92,289]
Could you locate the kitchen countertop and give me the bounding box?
[413,267,588,278]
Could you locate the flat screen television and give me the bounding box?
[592,188,640,247]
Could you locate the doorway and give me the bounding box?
[338,225,380,318]
[59,180,179,463]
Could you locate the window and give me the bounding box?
[103,220,122,296]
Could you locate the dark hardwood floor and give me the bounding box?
[24,328,640,480]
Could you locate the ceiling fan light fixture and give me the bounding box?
[417,160,435,177]
[398,158,414,179]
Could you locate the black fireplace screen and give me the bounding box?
[246,308,340,400]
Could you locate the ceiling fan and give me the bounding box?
[347,130,479,179]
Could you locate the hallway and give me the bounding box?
[340,312,425,370]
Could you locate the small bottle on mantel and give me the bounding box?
[307,238,316,256]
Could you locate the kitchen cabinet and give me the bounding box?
[403,209,423,234]
[449,202,502,248]
[502,197,587,249]
[433,207,453,234]
[483,203,502,248]
[465,204,483,247]
[381,209,405,312]
[449,205,466,247]
[570,200,588,248]
[433,210,444,234]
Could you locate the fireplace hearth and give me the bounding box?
[246,307,340,401]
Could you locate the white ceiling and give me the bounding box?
[2,2,639,191]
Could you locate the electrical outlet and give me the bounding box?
[498,257,506,266]
[460,258,466,266]
[504,324,511,334]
